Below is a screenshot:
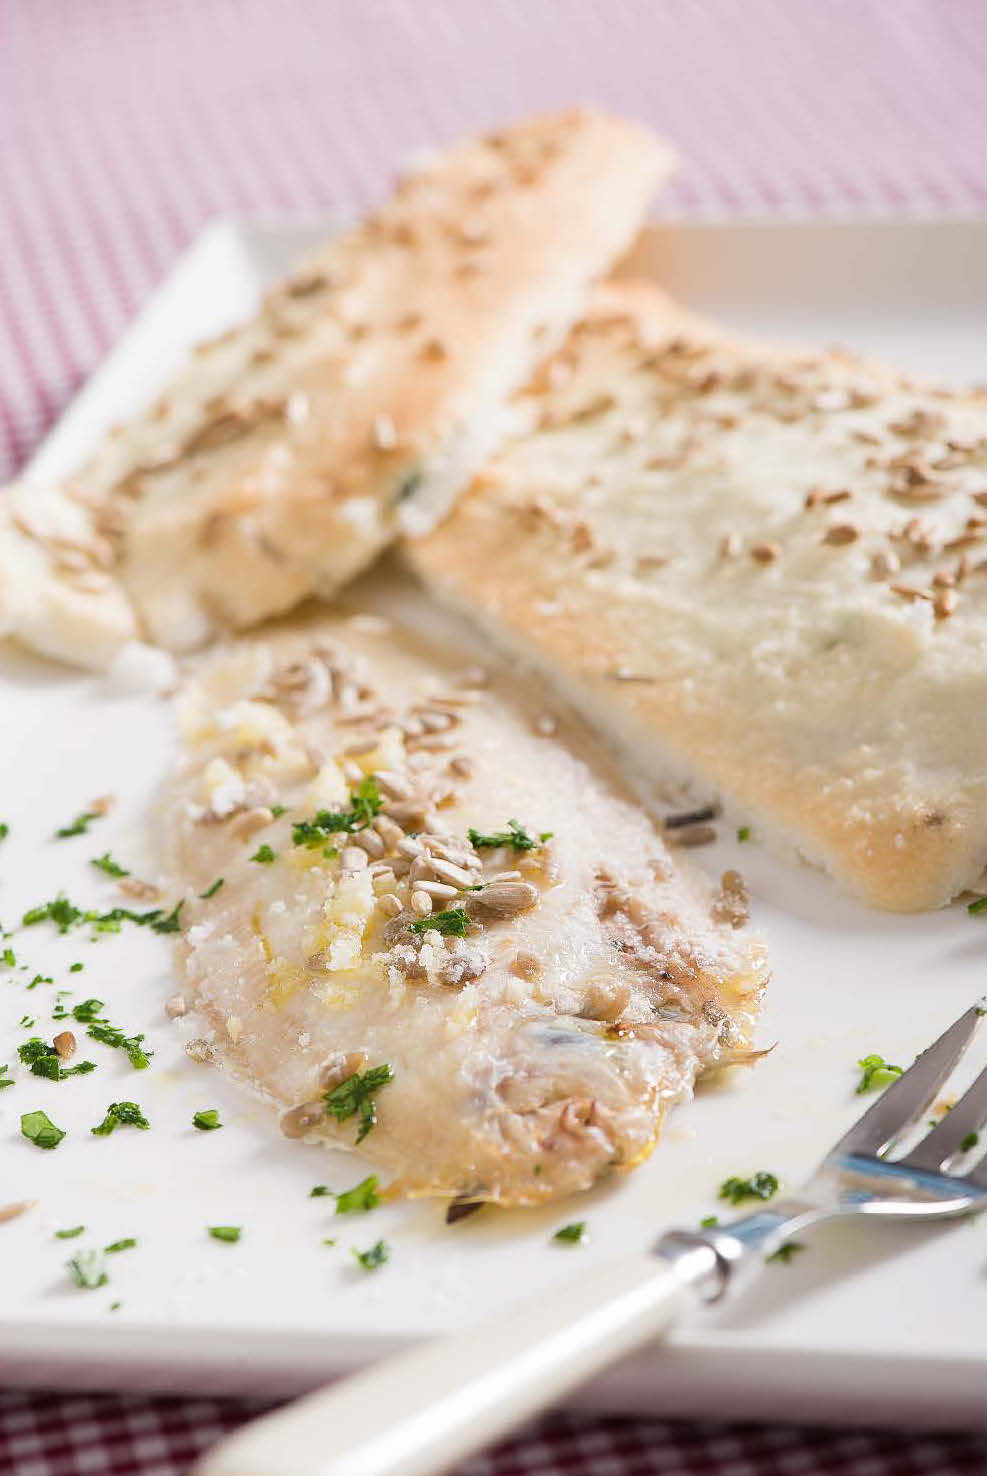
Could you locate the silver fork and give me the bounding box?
[198,999,987,1476]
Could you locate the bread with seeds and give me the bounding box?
[407,282,986,912]
[1,110,671,663]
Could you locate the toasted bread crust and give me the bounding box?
[409,283,986,912]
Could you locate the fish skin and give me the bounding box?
[163,611,766,1206]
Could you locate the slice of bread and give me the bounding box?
[408,282,986,912]
[2,111,671,662]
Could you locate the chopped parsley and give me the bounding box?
[855,1054,903,1094]
[292,778,383,848]
[270,805,288,818]
[552,1221,588,1245]
[967,896,987,916]
[66,1250,108,1289]
[719,1171,779,1205]
[91,1101,150,1136]
[250,844,277,864]
[767,1242,806,1265]
[309,1185,332,1198]
[335,1174,380,1215]
[0,821,8,844]
[199,878,224,899]
[192,1109,222,1131]
[208,1225,242,1243]
[352,1239,389,1271]
[55,1226,85,1239]
[71,997,106,1023]
[150,901,183,934]
[17,1038,96,1081]
[409,908,469,938]
[69,962,84,972]
[71,1001,152,1069]
[468,819,541,852]
[1,947,15,967]
[960,1131,980,1152]
[91,852,130,878]
[700,1215,720,1229]
[22,896,85,932]
[0,1066,13,1091]
[324,1064,394,1143]
[21,1109,66,1150]
[737,826,751,843]
[104,1238,137,1254]
[55,811,101,839]
[21,895,182,938]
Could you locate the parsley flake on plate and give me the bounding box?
[192,1109,222,1131]
[91,852,130,878]
[250,844,277,864]
[855,1054,903,1094]
[335,1175,380,1215]
[199,878,224,899]
[718,1171,779,1205]
[208,1225,242,1243]
[55,1226,85,1240]
[552,1221,587,1245]
[21,1109,65,1150]
[17,1038,96,1081]
[309,1185,332,1198]
[55,811,101,839]
[91,1101,150,1137]
[324,1064,393,1143]
[352,1239,389,1272]
[967,896,987,916]
[960,1131,980,1152]
[104,1238,137,1254]
[66,1250,108,1289]
[72,1001,152,1069]
[0,1066,14,1091]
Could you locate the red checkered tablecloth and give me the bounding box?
[1,3,985,1474]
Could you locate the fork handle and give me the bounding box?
[195,1245,716,1476]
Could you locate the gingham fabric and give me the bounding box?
[1,3,985,1475]
[1,0,984,481]
[0,1392,984,1476]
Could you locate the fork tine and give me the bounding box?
[827,998,986,1160]
[899,1063,987,1172]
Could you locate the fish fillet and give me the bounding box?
[408,282,987,912]
[163,601,766,1206]
[2,110,670,665]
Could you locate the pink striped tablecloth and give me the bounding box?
[1,4,985,1475]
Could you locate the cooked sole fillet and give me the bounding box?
[2,110,671,664]
[163,605,765,1205]
[408,283,987,912]
[0,482,137,668]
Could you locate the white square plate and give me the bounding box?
[1,217,984,1427]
